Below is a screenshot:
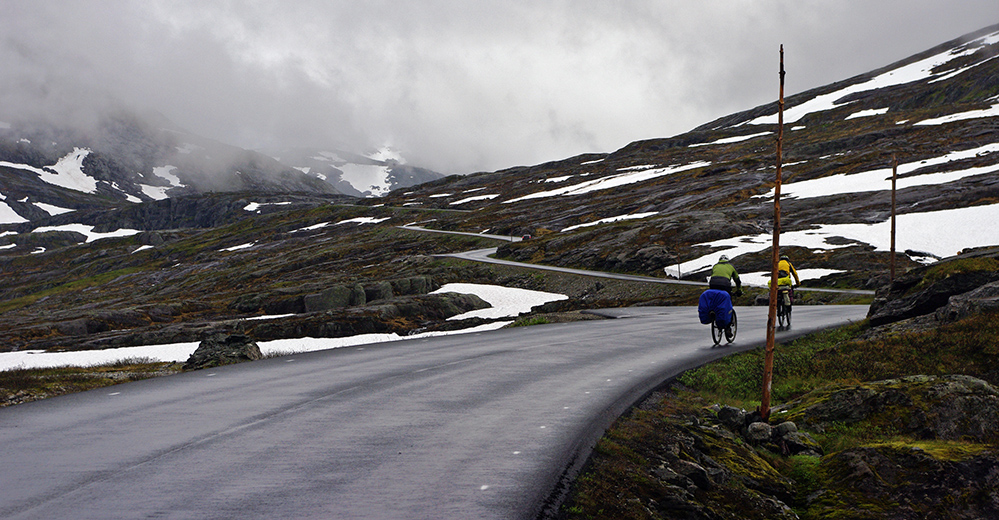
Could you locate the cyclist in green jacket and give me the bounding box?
[709,255,742,296]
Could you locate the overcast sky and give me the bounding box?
[2,1,997,174]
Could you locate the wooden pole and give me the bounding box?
[890,155,897,282]
[760,45,785,422]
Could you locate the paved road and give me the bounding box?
[442,247,875,295]
[399,224,524,243]
[444,246,707,287]
[0,305,868,519]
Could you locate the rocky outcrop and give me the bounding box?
[808,445,999,520]
[867,249,999,327]
[231,276,437,315]
[303,284,366,313]
[638,407,799,520]
[183,333,262,370]
[4,289,486,353]
[716,406,823,457]
[934,280,999,323]
[814,445,999,519]
[780,375,999,443]
[242,292,489,341]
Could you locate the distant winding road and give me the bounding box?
[403,225,874,296]
[0,227,872,519]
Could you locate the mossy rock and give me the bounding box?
[808,444,999,519]
[777,375,999,443]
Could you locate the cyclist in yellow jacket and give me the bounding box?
[769,254,800,304]
[778,255,799,285]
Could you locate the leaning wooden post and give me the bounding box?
[760,45,785,422]
[890,155,897,282]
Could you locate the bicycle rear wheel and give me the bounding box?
[726,309,738,343]
[711,319,723,345]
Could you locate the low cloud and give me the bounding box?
[2,1,995,174]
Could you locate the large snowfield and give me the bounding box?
[677,203,999,279]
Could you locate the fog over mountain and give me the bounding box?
[2,1,996,175]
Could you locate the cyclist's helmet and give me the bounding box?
[780,254,789,261]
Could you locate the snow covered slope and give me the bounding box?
[268,146,444,198]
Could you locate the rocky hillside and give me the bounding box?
[0,24,997,356]
[377,24,999,287]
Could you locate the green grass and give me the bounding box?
[0,266,147,314]
[678,322,868,402]
[905,257,999,295]
[510,316,552,327]
[0,359,182,406]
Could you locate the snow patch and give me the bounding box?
[292,222,332,232]
[136,167,183,201]
[845,108,890,120]
[243,201,293,212]
[450,194,499,205]
[0,201,28,224]
[757,143,999,200]
[140,185,172,200]
[688,131,772,148]
[34,202,75,216]
[36,148,98,194]
[367,146,404,164]
[154,165,182,186]
[561,212,659,232]
[431,283,568,320]
[221,242,255,252]
[339,163,392,196]
[739,269,846,287]
[31,224,140,243]
[915,103,999,126]
[504,161,711,203]
[679,204,999,276]
[335,217,391,225]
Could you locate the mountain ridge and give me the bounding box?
[0,111,446,218]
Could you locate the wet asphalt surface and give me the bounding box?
[0,305,868,519]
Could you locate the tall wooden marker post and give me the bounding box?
[891,155,898,282]
[760,46,785,422]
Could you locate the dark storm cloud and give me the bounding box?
[1,1,996,173]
